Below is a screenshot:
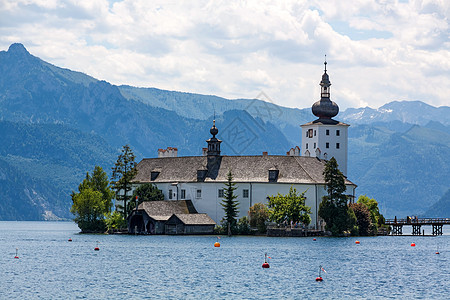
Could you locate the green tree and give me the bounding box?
[357,195,385,228]
[221,170,239,236]
[248,203,269,233]
[111,144,137,220]
[268,186,311,226]
[71,188,106,232]
[70,166,114,233]
[318,157,353,236]
[237,216,251,235]
[105,211,126,233]
[350,203,374,236]
[128,183,164,214]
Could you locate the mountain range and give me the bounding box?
[0,43,449,220]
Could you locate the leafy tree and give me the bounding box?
[357,195,385,228]
[237,216,251,235]
[350,203,374,236]
[221,170,239,236]
[128,183,164,214]
[111,144,137,219]
[268,186,311,226]
[70,166,114,232]
[71,188,106,232]
[105,211,126,233]
[318,157,353,236]
[248,203,269,233]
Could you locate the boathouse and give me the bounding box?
[127,200,215,234]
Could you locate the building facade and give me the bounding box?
[128,62,355,229]
[301,60,349,176]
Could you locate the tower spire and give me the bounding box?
[311,59,339,120]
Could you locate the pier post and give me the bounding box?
[412,225,421,235]
[392,225,402,235]
[432,224,443,236]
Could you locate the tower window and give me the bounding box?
[306,143,308,149]
[314,130,316,136]
[326,142,329,149]
[336,143,340,149]
[307,129,313,138]
[314,143,316,149]
[336,130,340,136]
[326,129,330,135]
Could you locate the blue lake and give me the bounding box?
[1,221,449,299]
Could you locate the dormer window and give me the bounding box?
[268,169,279,182]
[150,171,160,181]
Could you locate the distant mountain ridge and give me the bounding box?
[0,43,449,220]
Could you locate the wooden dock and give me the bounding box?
[385,218,450,235]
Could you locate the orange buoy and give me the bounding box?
[411,243,415,247]
[315,277,323,282]
[214,242,220,247]
[94,247,100,251]
[313,238,316,241]
[68,238,72,242]
[355,241,360,244]
[435,251,440,255]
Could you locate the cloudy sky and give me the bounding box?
[1,0,449,110]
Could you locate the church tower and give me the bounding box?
[301,60,349,176]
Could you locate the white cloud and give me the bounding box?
[0,0,448,110]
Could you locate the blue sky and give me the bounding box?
[0,0,448,110]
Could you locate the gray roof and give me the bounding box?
[172,213,216,225]
[138,200,194,217]
[134,155,355,185]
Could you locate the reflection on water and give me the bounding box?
[1,222,449,299]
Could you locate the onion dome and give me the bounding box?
[210,120,218,137]
[311,59,339,119]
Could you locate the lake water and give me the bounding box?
[1,221,449,299]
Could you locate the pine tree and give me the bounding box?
[221,170,239,236]
[111,145,137,220]
[319,157,354,235]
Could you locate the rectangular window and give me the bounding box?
[308,129,313,138]
[181,189,186,199]
[169,189,173,200]
[243,189,249,198]
[306,131,308,137]
[336,143,340,149]
[314,142,316,148]
[306,143,308,149]
[196,189,202,198]
[336,130,340,136]
[326,129,330,135]
[314,130,316,136]
[326,142,329,149]
[218,189,224,198]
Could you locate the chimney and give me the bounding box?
[158,147,178,158]
[262,151,268,156]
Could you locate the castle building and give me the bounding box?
[129,62,355,231]
[301,60,349,176]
